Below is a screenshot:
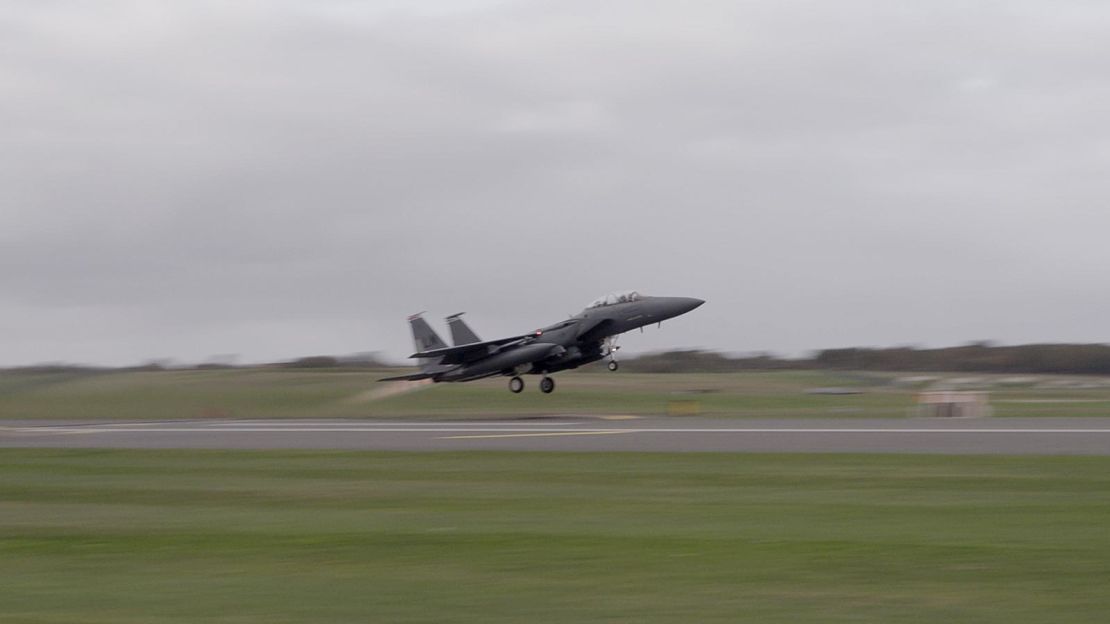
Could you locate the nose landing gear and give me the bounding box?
[604,336,621,372]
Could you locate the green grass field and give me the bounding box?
[3,450,1109,623]
[4,367,1110,420]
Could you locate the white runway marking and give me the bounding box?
[193,421,585,428]
[0,426,95,436]
[10,424,599,430]
[442,430,634,440]
[6,419,1110,453]
[625,428,1110,434]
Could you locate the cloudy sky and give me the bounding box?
[2,0,1109,366]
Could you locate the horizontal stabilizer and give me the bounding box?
[378,372,437,382]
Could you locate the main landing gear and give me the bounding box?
[540,377,555,394]
[508,375,556,393]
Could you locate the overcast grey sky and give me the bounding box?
[2,0,1109,366]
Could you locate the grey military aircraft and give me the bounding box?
[380,291,704,393]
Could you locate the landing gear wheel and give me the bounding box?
[540,377,555,394]
[509,376,524,393]
[607,360,619,372]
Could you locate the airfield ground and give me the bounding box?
[5,368,1110,420]
[4,369,1110,622]
[3,450,1109,623]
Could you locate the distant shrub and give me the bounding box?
[281,356,340,369]
[813,343,1110,375]
[622,350,802,373]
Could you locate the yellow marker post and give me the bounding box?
[667,392,701,416]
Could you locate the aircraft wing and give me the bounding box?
[409,334,536,364]
[575,318,615,343]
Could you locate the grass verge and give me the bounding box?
[3,450,1110,622]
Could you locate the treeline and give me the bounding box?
[9,343,1110,376]
[621,343,1110,375]
[812,343,1110,375]
[1,353,392,374]
[620,350,804,373]
[200,352,393,370]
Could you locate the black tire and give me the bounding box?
[509,376,524,393]
[540,377,555,394]
[607,360,619,372]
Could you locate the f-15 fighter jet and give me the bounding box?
[380,291,704,393]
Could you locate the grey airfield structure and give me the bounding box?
[381,290,704,393]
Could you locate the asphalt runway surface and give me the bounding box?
[4,416,1110,454]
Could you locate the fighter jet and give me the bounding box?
[380,291,704,393]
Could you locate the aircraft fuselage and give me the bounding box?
[384,292,705,393]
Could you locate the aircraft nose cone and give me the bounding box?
[657,296,705,320]
[677,297,705,314]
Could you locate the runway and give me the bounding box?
[4,416,1110,454]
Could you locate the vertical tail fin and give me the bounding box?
[377,315,452,381]
[409,314,448,353]
[445,313,481,346]
[408,314,452,376]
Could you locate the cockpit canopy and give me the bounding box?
[586,290,642,309]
